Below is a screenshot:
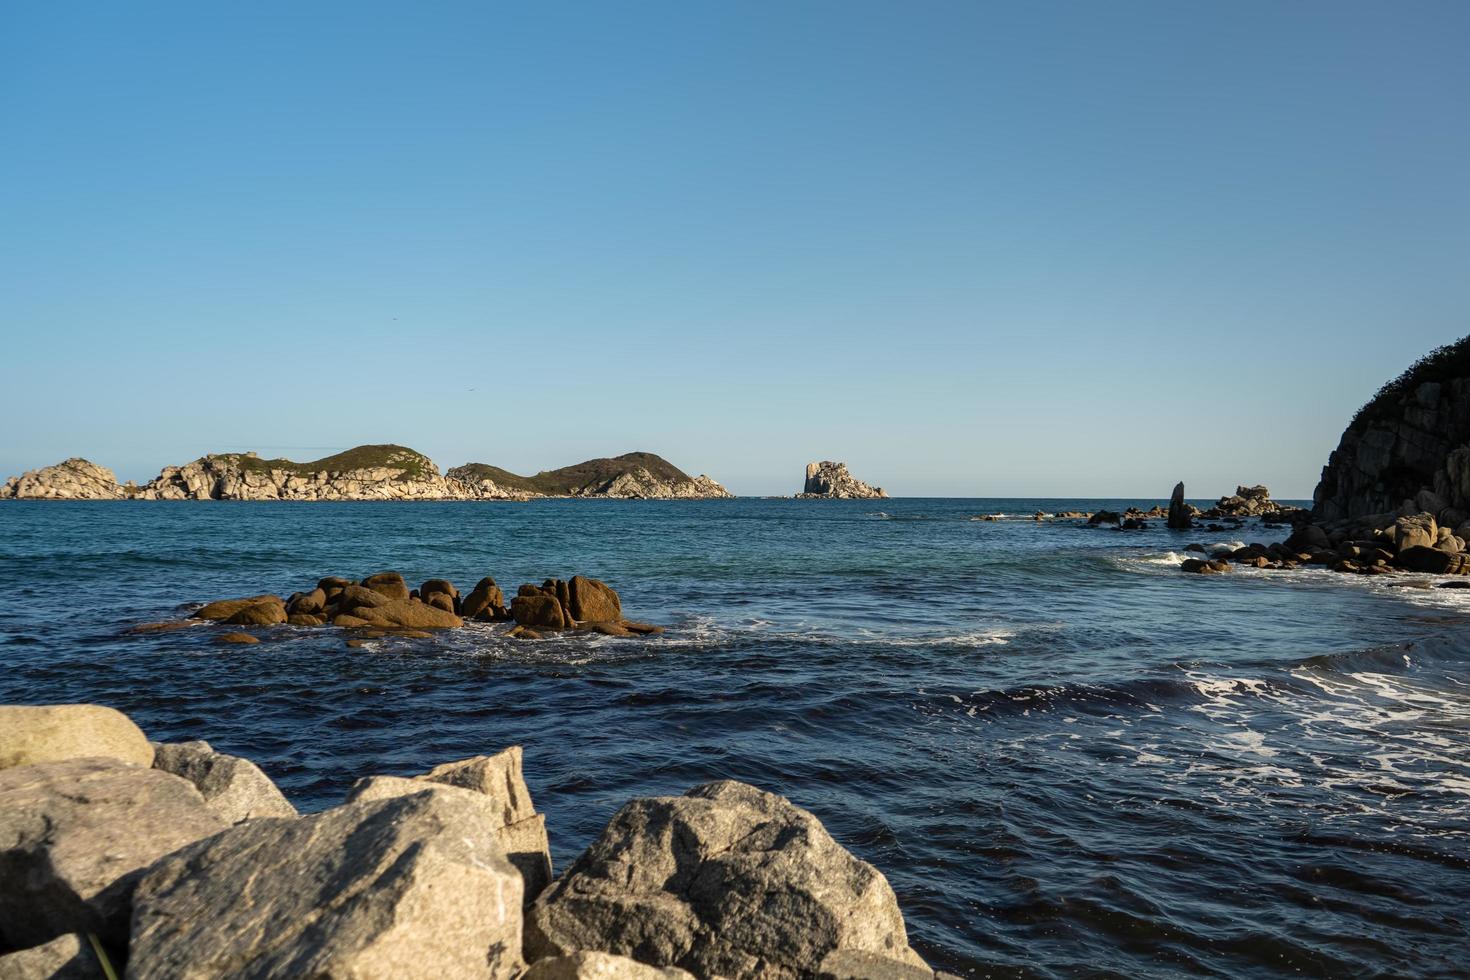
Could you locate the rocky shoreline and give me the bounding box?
[1,447,732,502]
[0,704,951,979]
[131,572,663,643]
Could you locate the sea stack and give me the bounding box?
[797,461,888,499]
[1167,482,1191,529]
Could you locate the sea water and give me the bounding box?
[1,498,1466,977]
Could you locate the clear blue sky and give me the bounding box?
[2,2,1467,497]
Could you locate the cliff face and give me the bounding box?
[1314,338,1470,528]
[797,461,887,499]
[0,458,124,500]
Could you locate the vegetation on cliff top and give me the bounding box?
[452,452,695,495]
[220,445,433,479]
[1350,334,1470,430]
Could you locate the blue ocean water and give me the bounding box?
[1,498,1467,978]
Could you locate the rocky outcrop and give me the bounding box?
[0,458,124,500]
[1167,482,1191,529]
[129,790,526,980]
[797,461,888,499]
[0,757,228,947]
[527,780,925,979]
[151,740,298,824]
[1313,338,1470,526]
[1,704,933,980]
[0,704,154,770]
[1206,485,1298,519]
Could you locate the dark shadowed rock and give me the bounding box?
[151,740,297,824]
[0,704,154,771]
[527,780,924,979]
[129,791,524,980]
[1167,482,1191,529]
[0,758,227,948]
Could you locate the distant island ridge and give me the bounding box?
[0,448,891,502]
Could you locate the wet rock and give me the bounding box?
[151,740,297,824]
[361,570,411,601]
[215,631,261,645]
[0,758,228,947]
[0,703,154,770]
[1167,482,1191,529]
[195,595,284,622]
[287,613,327,627]
[522,952,696,979]
[568,575,622,623]
[1395,546,1470,574]
[224,601,288,626]
[527,780,924,979]
[286,587,327,615]
[0,934,106,979]
[513,593,568,629]
[463,576,509,621]
[1180,558,1210,574]
[346,597,462,629]
[1088,511,1121,526]
[129,790,524,980]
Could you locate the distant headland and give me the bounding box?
[0,447,732,502]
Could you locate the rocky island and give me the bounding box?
[0,704,950,980]
[796,461,887,499]
[1,447,732,502]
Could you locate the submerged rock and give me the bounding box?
[527,780,924,979]
[151,739,298,824]
[0,757,228,947]
[129,790,525,980]
[0,703,154,771]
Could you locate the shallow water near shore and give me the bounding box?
[1,498,1467,977]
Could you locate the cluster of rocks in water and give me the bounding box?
[0,704,948,980]
[1,447,733,502]
[795,462,887,499]
[997,484,1302,531]
[134,572,664,645]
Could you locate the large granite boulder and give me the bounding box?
[361,570,411,601]
[527,780,924,979]
[0,458,124,500]
[522,952,695,979]
[151,740,297,824]
[462,576,509,621]
[568,576,622,623]
[1391,512,1439,551]
[0,934,106,979]
[346,597,463,629]
[129,790,525,980]
[0,758,228,947]
[513,593,568,629]
[0,704,154,771]
[344,746,551,904]
[797,462,887,499]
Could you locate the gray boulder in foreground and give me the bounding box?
[344,745,553,905]
[0,758,228,948]
[527,780,924,979]
[151,740,298,823]
[129,790,524,980]
[0,703,153,771]
[521,951,695,979]
[0,934,106,979]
